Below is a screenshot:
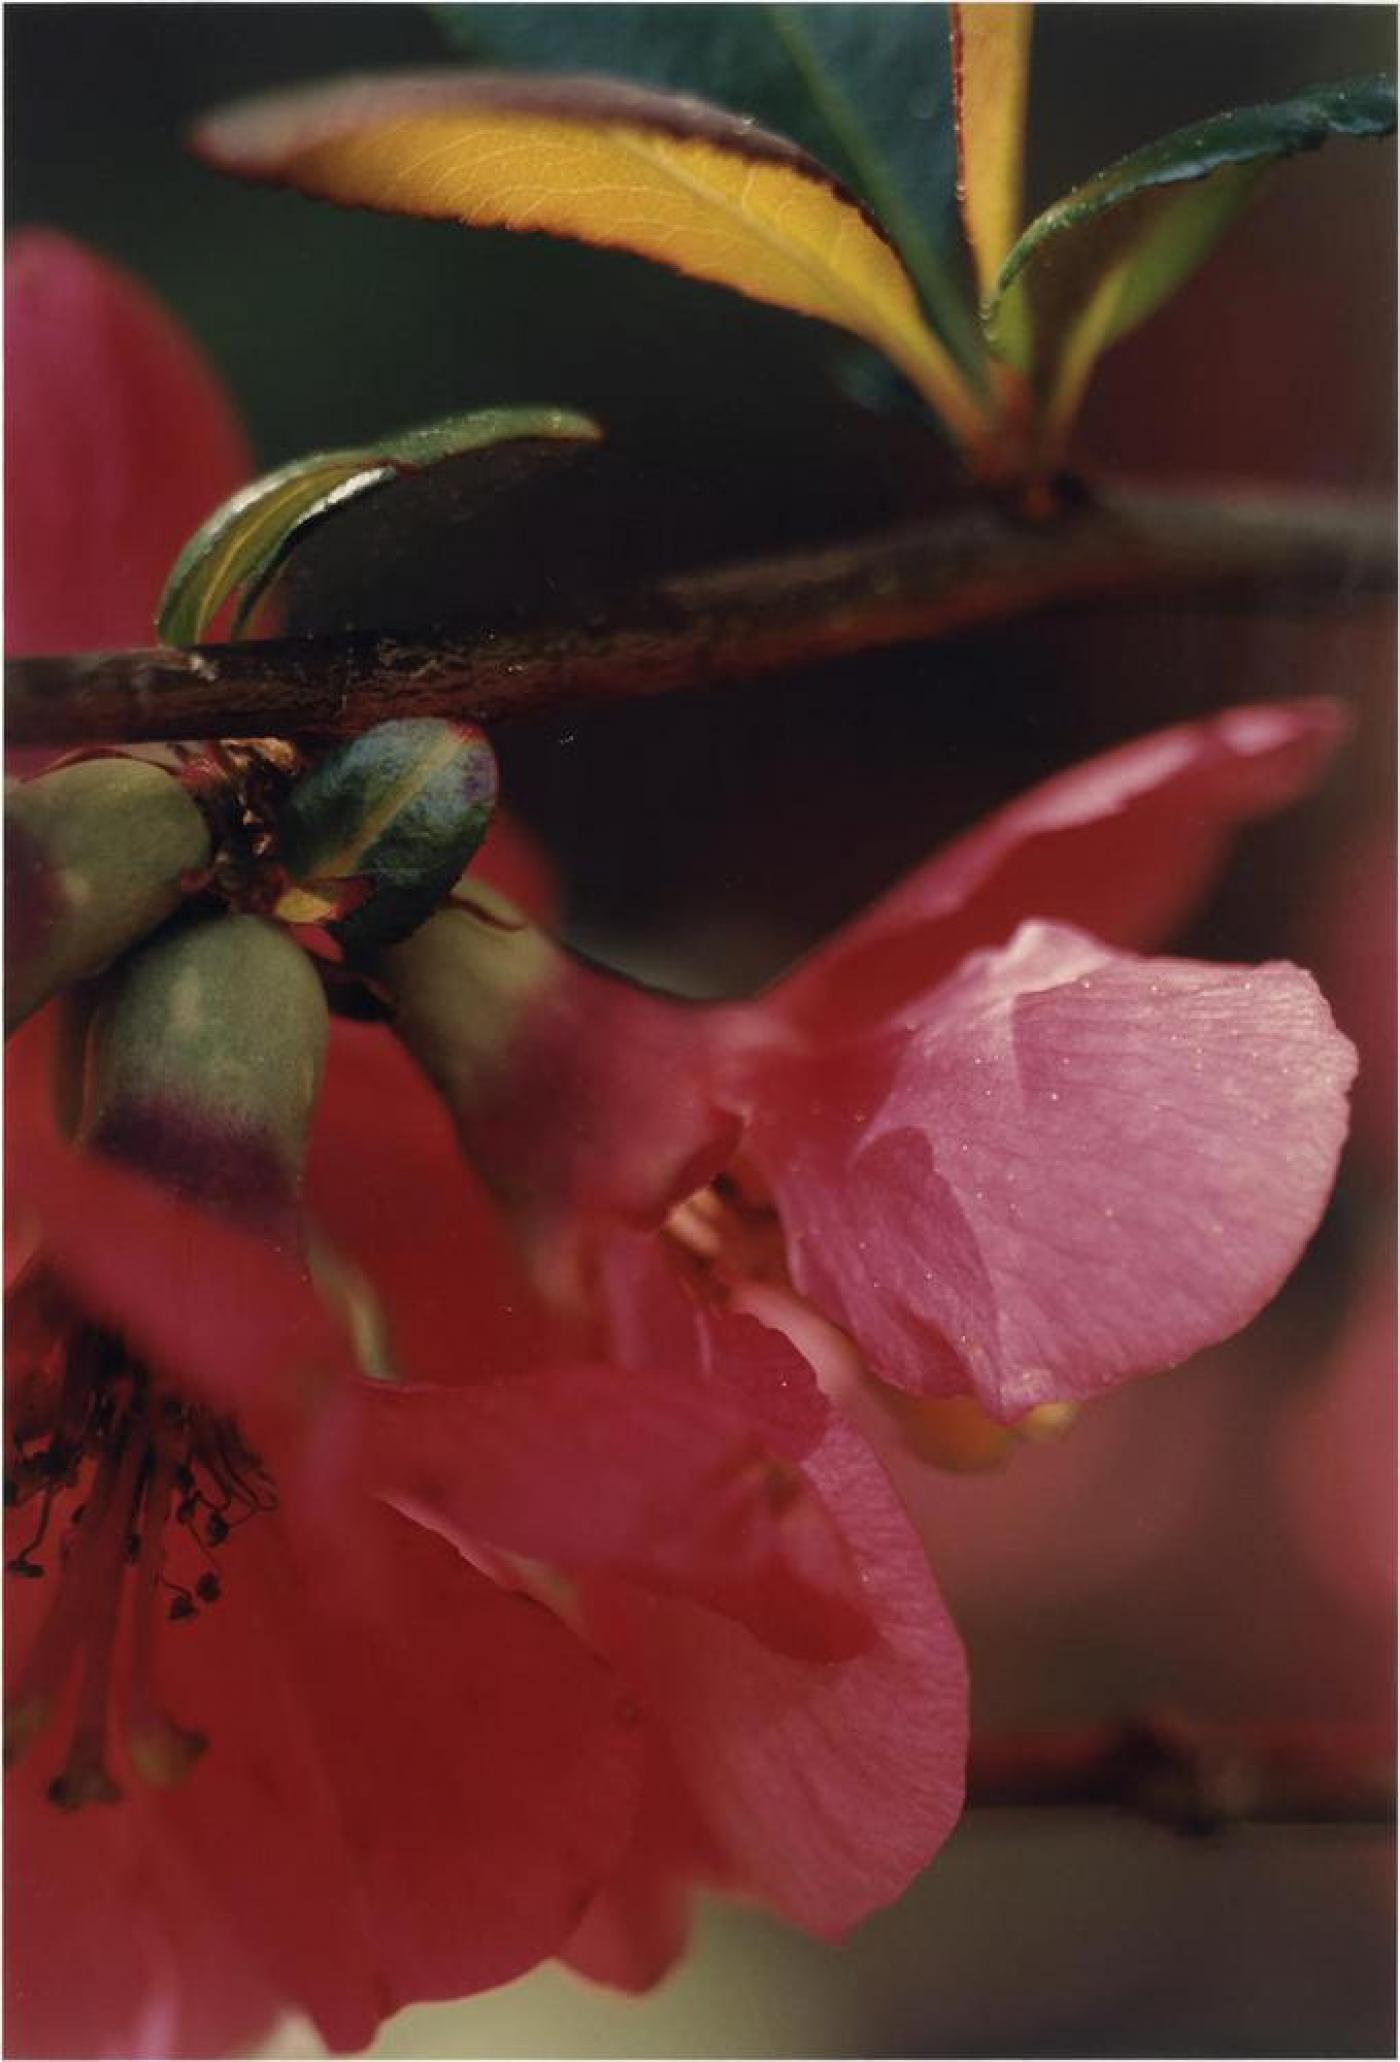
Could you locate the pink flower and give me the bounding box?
[311,1011,968,1992]
[379,699,1357,1426]
[369,697,1356,1983]
[5,233,968,2052]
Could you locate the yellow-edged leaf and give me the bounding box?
[950,4,1034,305]
[196,69,993,450]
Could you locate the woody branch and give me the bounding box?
[8,485,1394,748]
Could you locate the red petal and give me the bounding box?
[561,1747,718,1993]
[4,1773,281,2059]
[141,1503,642,2048]
[5,231,249,654]
[12,1100,350,1432]
[766,700,1347,1040]
[307,1019,570,1383]
[581,1416,967,1936]
[751,922,1355,1417]
[598,1225,830,1459]
[359,1361,869,1661]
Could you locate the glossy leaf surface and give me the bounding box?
[157,406,600,646]
[276,719,498,952]
[985,73,1397,440]
[435,4,982,368]
[196,71,991,447]
[950,4,1033,303]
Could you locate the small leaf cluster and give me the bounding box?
[186,4,1391,484]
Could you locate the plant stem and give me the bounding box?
[7,485,1392,748]
[966,1717,1395,1831]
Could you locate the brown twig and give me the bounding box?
[7,485,1393,748]
[966,1717,1396,1833]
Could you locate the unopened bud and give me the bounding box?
[5,758,211,1033]
[84,915,328,1242]
[274,718,498,953]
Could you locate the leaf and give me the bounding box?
[157,405,601,646]
[985,72,1397,444]
[949,3,1034,303]
[194,70,993,451]
[275,718,498,953]
[434,3,984,371]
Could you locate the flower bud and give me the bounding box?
[274,718,498,953]
[5,758,211,1032]
[83,914,328,1243]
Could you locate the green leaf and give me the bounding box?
[158,405,601,646]
[276,718,498,953]
[196,72,989,448]
[433,2,983,374]
[985,73,1397,444]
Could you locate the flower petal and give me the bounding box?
[597,1225,831,1460]
[360,1362,869,1662]
[147,1503,642,2048]
[581,1415,967,1936]
[10,1084,350,1433]
[766,700,1347,1040]
[561,1746,720,1994]
[750,922,1355,1417]
[306,1018,569,1385]
[4,1771,281,2060]
[5,230,249,654]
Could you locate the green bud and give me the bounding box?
[84,915,328,1237]
[5,758,211,1034]
[274,719,498,954]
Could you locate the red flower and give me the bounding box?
[5,229,249,659]
[5,234,968,2055]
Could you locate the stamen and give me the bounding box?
[5,1307,275,1808]
[5,1410,133,1766]
[124,1435,207,1790]
[45,1430,145,1810]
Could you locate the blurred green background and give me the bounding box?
[8,7,1395,2056]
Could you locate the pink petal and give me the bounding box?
[581,1415,966,1936]
[597,1225,831,1459]
[359,1362,869,1661]
[5,231,249,654]
[750,922,1355,1418]
[767,701,1347,1040]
